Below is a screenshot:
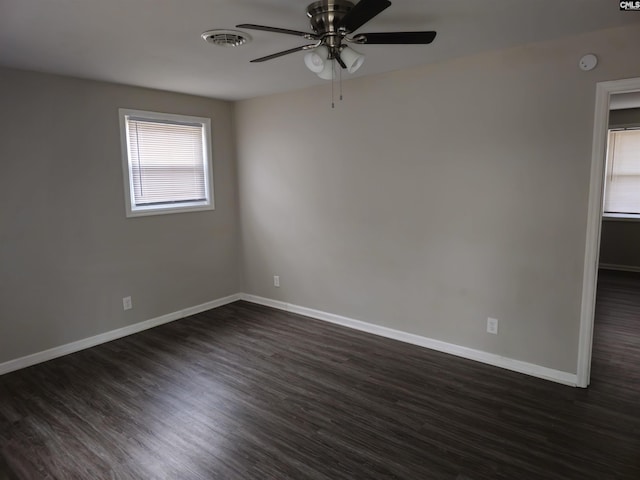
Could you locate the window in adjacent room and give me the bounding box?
[119,109,214,217]
[603,128,640,219]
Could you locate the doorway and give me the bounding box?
[577,77,640,387]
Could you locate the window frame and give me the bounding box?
[118,108,215,218]
[602,127,640,222]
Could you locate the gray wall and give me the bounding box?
[600,108,640,269]
[235,24,640,374]
[0,68,241,364]
[2,24,640,375]
[600,221,640,268]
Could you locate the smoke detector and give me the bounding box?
[201,29,252,47]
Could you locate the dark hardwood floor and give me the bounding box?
[1,271,639,479]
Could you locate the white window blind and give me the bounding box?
[604,129,640,216]
[119,109,213,217]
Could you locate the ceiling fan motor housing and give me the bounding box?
[307,0,354,45]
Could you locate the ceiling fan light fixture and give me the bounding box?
[340,46,365,73]
[316,59,336,80]
[304,46,329,73]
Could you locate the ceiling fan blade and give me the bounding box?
[249,45,317,63]
[339,0,392,33]
[354,31,437,44]
[236,24,318,40]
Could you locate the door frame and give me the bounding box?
[577,76,640,388]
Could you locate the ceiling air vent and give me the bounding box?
[201,29,252,47]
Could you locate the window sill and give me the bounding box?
[126,202,214,218]
[603,213,640,222]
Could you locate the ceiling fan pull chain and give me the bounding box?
[339,67,343,101]
[331,60,335,109]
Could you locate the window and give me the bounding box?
[119,109,214,217]
[603,128,640,219]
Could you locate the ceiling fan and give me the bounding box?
[236,0,437,79]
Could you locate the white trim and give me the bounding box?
[599,263,640,273]
[578,76,640,388]
[0,294,240,376]
[241,295,289,311]
[241,294,578,387]
[2,291,579,386]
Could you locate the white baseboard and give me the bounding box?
[1,291,578,387]
[0,293,241,376]
[599,263,640,273]
[240,293,578,387]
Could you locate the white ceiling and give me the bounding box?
[1,0,639,101]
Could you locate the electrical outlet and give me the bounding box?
[273,275,280,287]
[123,296,133,311]
[487,317,498,335]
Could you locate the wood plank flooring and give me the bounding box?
[0,271,639,479]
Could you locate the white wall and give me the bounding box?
[235,24,640,375]
[0,68,241,364]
